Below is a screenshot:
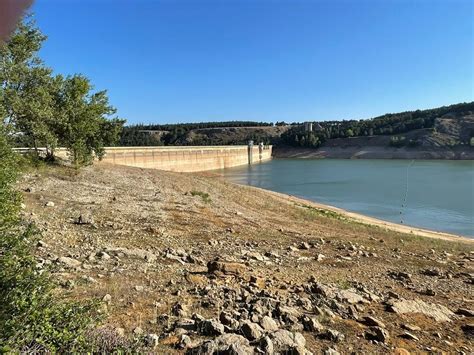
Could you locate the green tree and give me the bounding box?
[54,75,124,166]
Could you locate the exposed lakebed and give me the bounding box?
[219,159,474,237]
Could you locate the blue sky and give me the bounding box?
[32,0,472,124]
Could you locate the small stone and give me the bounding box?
[299,242,311,250]
[45,201,55,207]
[400,332,419,341]
[302,316,324,332]
[198,319,225,336]
[365,327,389,343]
[177,334,193,349]
[133,327,143,335]
[401,323,421,331]
[361,316,385,328]
[260,316,279,331]
[456,308,474,317]
[461,323,474,335]
[240,321,264,341]
[320,329,345,342]
[57,256,81,268]
[324,348,341,355]
[102,294,112,303]
[207,259,247,276]
[98,251,110,260]
[259,336,274,354]
[316,253,326,261]
[134,285,144,292]
[145,333,159,347]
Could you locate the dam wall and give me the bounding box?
[100,145,272,172]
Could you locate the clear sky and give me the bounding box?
[32,0,473,125]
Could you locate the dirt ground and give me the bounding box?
[19,163,473,354]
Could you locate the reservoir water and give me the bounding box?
[220,159,474,237]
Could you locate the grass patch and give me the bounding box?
[296,203,345,221]
[189,190,211,203]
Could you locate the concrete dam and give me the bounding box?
[100,144,272,172]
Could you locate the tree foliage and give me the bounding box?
[0,15,124,166]
[281,102,474,149]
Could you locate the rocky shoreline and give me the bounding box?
[19,164,473,353]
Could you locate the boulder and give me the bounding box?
[388,299,454,322]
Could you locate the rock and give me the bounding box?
[323,348,340,355]
[276,305,302,324]
[365,327,389,343]
[188,334,252,355]
[207,259,247,276]
[133,327,143,335]
[456,308,474,317]
[422,268,442,277]
[401,323,421,331]
[177,334,193,349]
[260,316,279,331]
[45,201,55,207]
[461,323,474,336]
[302,316,324,332]
[145,333,159,347]
[319,329,345,342]
[240,321,264,341]
[115,327,125,337]
[102,293,112,303]
[337,289,365,304]
[197,319,225,336]
[172,303,189,317]
[389,271,412,281]
[400,332,419,341]
[361,316,385,328]
[175,318,197,331]
[97,251,111,260]
[134,285,144,292]
[270,329,306,353]
[299,242,311,250]
[57,256,81,268]
[259,336,274,354]
[316,253,326,261]
[37,240,48,248]
[105,247,156,263]
[76,212,94,225]
[388,299,455,322]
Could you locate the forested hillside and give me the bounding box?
[118,102,474,149]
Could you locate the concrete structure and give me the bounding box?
[304,122,313,132]
[100,144,272,172]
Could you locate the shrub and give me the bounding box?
[190,190,211,203]
[0,129,100,352]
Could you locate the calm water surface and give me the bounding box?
[219,159,474,237]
